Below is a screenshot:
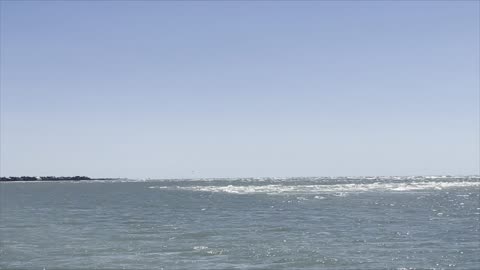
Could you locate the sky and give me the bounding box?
[0,1,479,179]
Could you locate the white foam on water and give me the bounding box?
[151,181,480,195]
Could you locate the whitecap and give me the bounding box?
[169,181,480,195]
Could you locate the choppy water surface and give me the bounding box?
[1,177,479,269]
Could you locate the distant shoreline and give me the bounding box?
[0,176,123,182]
[1,175,479,183]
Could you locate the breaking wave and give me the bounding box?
[149,181,480,195]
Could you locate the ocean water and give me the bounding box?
[1,177,479,269]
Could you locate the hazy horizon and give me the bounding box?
[1,1,479,179]
[2,174,480,180]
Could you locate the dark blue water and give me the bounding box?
[1,177,479,269]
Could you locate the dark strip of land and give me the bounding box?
[0,176,119,182]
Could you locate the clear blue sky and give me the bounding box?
[1,1,478,178]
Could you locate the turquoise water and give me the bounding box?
[1,177,479,269]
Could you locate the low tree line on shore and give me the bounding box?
[0,176,91,181]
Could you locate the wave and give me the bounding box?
[149,181,480,194]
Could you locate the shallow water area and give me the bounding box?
[1,177,479,269]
